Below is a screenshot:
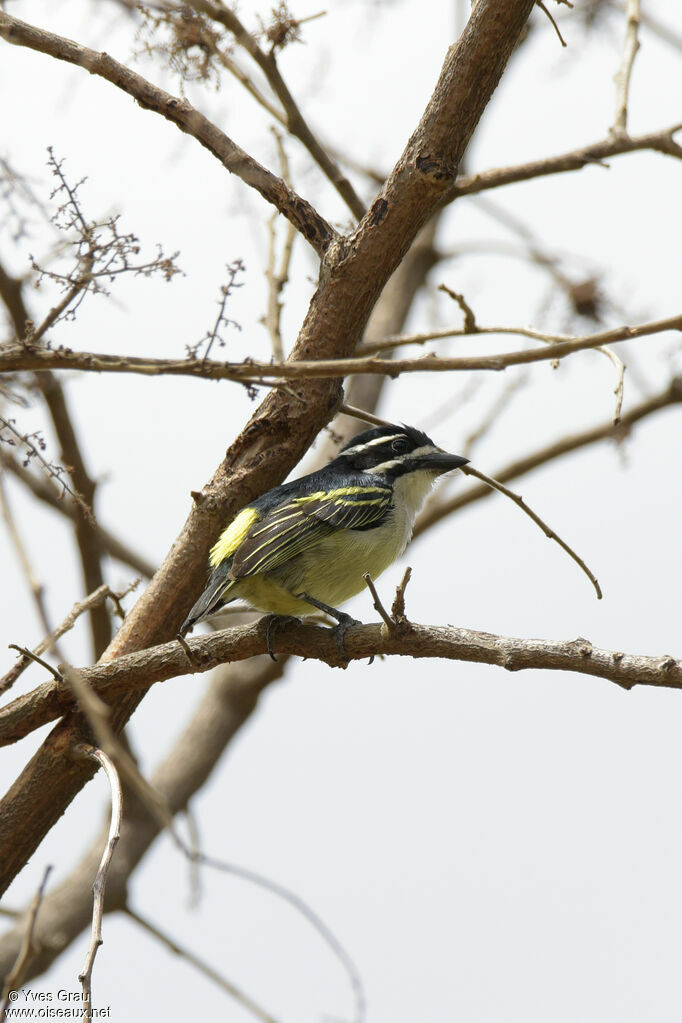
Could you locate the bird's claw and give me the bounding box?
[297,592,360,663]
[262,614,300,661]
[332,612,360,662]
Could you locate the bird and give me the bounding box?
[180,423,468,651]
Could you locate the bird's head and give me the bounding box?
[334,423,468,479]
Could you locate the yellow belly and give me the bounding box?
[231,516,408,616]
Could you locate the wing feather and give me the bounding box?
[230,485,393,579]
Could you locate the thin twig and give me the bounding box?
[195,853,366,1023]
[363,574,394,630]
[7,647,62,684]
[536,0,568,46]
[599,345,626,423]
[74,746,122,1023]
[183,809,202,908]
[449,122,682,200]
[390,567,412,624]
[460,463,602,599]
[438,283,478,332]
[0,415,91,513]
[61,664,178,841]
[0,584,135,696]
[0,866,52,1022]
[262,130,296,361]
[612,0,641,136]
[0,474,55,647]
[337,404,392,428]
[123,906,279,1023]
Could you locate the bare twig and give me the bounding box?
[416,377,682,540]
[74,746,122,1023]
[612,0,641,136]
[0,866,52,1021]
[193,854,366,1023]
[61,665,179,844]
[599,345,626,423]
[188,259,244,361]
[262,131,296,361]
[390,567,413,624]
[0,416,90,512]
[1,313,679,381]
[337,403,392,429]
[123,906,279,1023]
[449,122,682,199]
[1,584,136,697]
[363,574,394,630]
[7,647,63,684]
[438,283,477,332]
[460,463,602,599]
[536,0,568,47]
[0,474,55,646]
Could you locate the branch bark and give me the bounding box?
[2,313,680,381]
[450,122,682,198]
[2,620,681,750]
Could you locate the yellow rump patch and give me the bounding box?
[209,507,260,567]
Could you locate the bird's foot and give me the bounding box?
[297,593,360,662]
[261,614,300,661]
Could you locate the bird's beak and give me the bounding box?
[416,449,469,475]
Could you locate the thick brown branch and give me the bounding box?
[1,620,680,748]
[37,377,110,658]
[0,12,335,255]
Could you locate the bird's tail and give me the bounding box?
[180,562,235,634]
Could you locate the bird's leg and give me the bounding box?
[297,593,360,661]
[261,614,300,661]
[176,632,195,665]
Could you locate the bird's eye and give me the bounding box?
[391,437,409,454]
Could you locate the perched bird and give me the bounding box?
[181,423,468,645]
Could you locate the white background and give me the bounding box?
[1,1,682,1020]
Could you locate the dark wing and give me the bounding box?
[230,484,393,579]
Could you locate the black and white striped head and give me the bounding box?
[334,424,468,479]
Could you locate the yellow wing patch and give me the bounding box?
[209,507,261,567]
